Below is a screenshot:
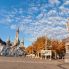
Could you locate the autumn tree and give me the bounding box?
[26,36,65,58]
[32,37,46,55]
[26,46,33,54]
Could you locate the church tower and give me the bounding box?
[20,38,25,50]
[14,27,20,46]
[16,27,19,42]
[20,38,24,47]
[6,36,10,46]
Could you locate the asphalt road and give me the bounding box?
[0,57,68,69]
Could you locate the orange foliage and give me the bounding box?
[51,40,65,53]
[26,36,65,54]
[26,46,33,54]
[33,37,46,52]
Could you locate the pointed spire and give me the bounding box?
[14,27,20,46]
[16,27,19,39]
[6,36,10,46]
[6,36,10,43]
[21,38,24,45]
[16,27,19,33]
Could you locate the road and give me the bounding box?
[0,57,68,69]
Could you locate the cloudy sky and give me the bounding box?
[0,0,69,47]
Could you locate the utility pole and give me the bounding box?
[45,35,48,50]
[44,35,48,59]
[65,18,69,63]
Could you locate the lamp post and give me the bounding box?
[45,35,48,50]
[65,18,69,63]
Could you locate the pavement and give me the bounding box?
[0,56,69,69]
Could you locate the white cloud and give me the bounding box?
[59,1,69,16]
[0,1,69,41]
[64,1,69,5]
[47,10,58,16]
[49,0,60,4]
[60,6,69,13]
[10,24,17,29]
[29,15,68,40]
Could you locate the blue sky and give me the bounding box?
[0,0,69,47]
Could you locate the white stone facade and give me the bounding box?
[65,42,69,63]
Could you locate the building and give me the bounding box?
[63,37,69,63]
[13,27,20,46]
[0,28,26,57]
[64,19,69,63]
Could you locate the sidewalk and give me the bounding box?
[61,63,69,69]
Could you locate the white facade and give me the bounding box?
[65,42,69,63]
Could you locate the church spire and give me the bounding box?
[6,36,10,43]
[20,38,24,47]
[17,27,19,33]
[14,27,20,46]
[20,38,25,50]
[16,27,19,38]
[6,36,10,46]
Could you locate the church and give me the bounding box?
[0,28,26,57]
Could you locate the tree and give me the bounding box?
[26,36,66,59]
[26,46,33,54]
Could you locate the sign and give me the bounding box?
[41,50,52,56]
[45,50,51,56]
